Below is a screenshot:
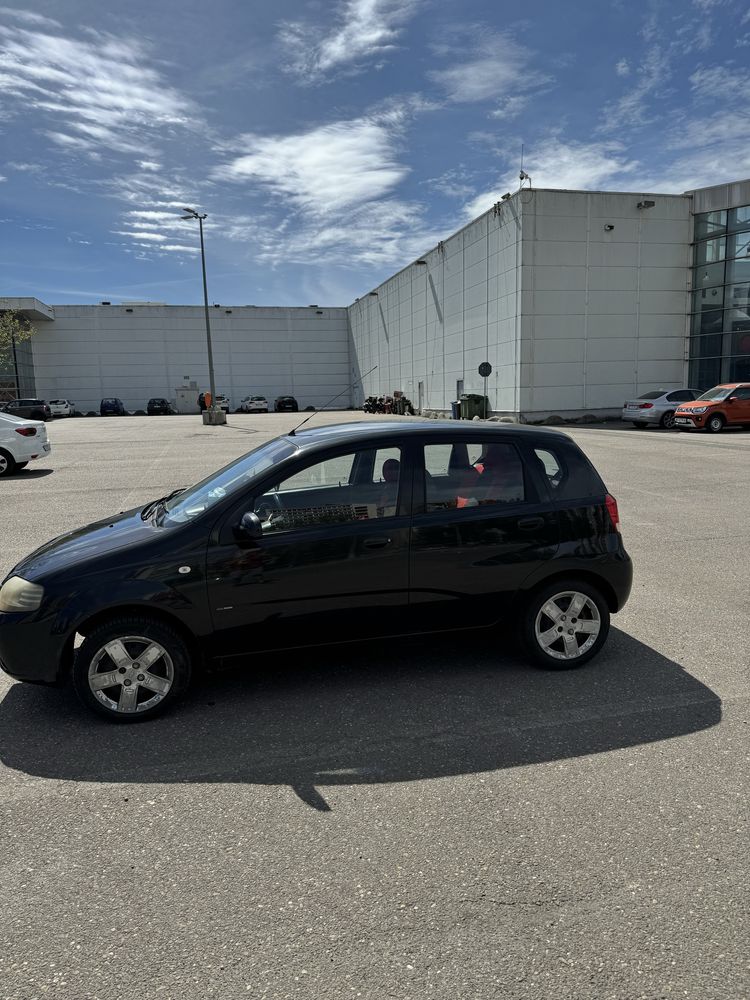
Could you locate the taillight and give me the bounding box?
[638,402,654,409]
[605,494,621,532]
[15,427,37,437]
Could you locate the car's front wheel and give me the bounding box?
[521,580,610,669]
[706,413,725,433]
[73,615,192,721]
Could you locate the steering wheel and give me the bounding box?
[254,491,284,524]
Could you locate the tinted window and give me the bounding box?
[731,386,750,400]
[254,448,402,532]
[638,391,664,400]
[533,446,605,500]
[666,390,694,402]
[423,441,525,512]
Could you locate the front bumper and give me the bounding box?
[0,610,69,684]
[674,413,705,429]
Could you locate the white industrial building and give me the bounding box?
[3,178,750,419]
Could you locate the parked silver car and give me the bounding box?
[622,389,700,429]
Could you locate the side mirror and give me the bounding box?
[727,396,736,403]
[234,511,263,542]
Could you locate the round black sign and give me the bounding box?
[478,362,492,377]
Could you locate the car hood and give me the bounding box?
[7,508,157,584]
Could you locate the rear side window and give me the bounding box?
[667,390,694,402]
[533,446,605,500]
[423,441,526,512]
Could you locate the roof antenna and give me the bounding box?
[288,364,378,436]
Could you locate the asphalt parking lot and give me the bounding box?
[0,412,748,1000]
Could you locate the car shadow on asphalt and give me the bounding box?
[7,468,55,478]
[0,627,721,811]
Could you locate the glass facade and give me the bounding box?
[689,202,750,389]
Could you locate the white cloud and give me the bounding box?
[690,64,750,101]
[0,174,5,182]
[488,95,530,121]
[600,45,670,131]
[464,140,639,218]
[137,160,162,172]
[429,31,549,103]
[213,116,409,214]
[0,21,196,156]
[615,59,630,76]
[279,0,421,83]
[0,6,61,28]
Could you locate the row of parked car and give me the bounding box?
[0,393,302,419]
[621,382,750,432]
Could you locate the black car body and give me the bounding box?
[274,395,299,412]
[147,397,172,415]
[4,398,51,421]
[100,398,126,416]
[0,422,632,720]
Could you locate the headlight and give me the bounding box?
[688,406,708,414]
[0,576,45,612]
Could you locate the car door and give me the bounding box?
[408,436,559,631]
[727,385,750,423]
[205,441,414,658]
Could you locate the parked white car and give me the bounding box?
[239,395,269,413]
[0,412,51,476]
[48,399,75,417]
[215,394,231,413]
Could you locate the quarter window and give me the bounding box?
[423,442,525,512]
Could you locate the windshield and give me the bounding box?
[161,438,297,524]
[697,386,733,401]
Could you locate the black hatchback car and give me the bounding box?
[0,422,631,721]
[274,395,299,412]
[147,397,172,415]
[100,397,126,416]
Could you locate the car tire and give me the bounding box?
[0,449,17,477]
[632,422,647,428]
[660,410,676,429]
[706,413,725,434]
[15,461,28,470]
[521,579,610,670]
[73,615,193,722]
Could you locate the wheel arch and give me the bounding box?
[61,604,204,680]
[516,569,620,615]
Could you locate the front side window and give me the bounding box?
[254,447,403,533]
[667,390,695,402]
[423,441,525,513]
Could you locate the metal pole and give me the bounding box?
[198,215,217,409]
[484,375,488,419]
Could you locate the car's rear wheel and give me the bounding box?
[706,413,725,433]
[0,448,17,477]
[521,580,610,669]
[660,410,676,429]
[73,616,192,722]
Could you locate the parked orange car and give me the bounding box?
[674,382,750,433]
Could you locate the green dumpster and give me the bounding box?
[460,393,489,419]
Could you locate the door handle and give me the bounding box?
[517,516,544,531]
[363,536,391,549]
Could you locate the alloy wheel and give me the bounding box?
[662,410,676,429]
[0,452,9,475]
[88,635,174,714]
[534,591,601,660]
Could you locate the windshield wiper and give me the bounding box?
[140,487,186,521]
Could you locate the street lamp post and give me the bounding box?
[180,208,225,425]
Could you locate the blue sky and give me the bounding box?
[1,0,748,306]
